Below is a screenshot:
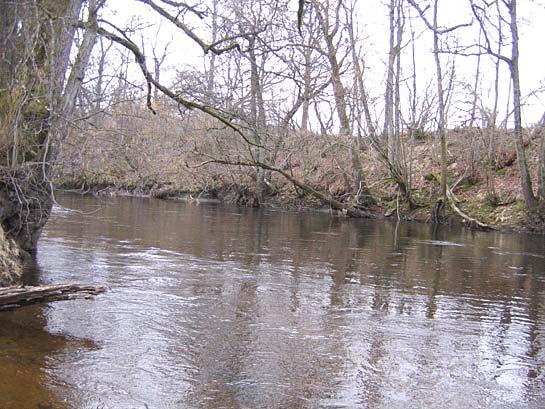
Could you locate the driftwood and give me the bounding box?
[0,284,107,312]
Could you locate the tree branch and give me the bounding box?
[93,25,264,153]
[136,0,240,54]
[407,0,472,34]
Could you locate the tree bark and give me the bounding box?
[509,0,536,210]
[0,284,106,311]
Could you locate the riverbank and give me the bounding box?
[0,225,30,287]
[55,126,543,233]
[55,176,534,234]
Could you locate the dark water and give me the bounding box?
[1,193,544,409]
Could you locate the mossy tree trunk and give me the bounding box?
[0,0,97,254]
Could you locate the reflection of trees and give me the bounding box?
[426,225,445,319]
[526,271,543,386]
[42,193,545,405]
[185,278,259,407]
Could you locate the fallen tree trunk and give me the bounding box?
[190,158,377,218]
[0,284,107,312]
[446,189,496,231]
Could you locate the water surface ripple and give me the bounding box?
[1,193,544,408]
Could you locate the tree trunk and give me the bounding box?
[509,0,536,211]
[44,0,99,167]
[248,36,266,203]
[206,0,219,98]
[384,0,396,159]
[538,120,545,201]
[408,0,456,211]
[301,42,312,131]
[314,1,373,206]
[394,2,403,164]
[0,0,96,252]
[432,0,448,205]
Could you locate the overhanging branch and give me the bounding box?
[136,0,241,54]
[93,25,264,153]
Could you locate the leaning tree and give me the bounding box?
[0,0,101,253]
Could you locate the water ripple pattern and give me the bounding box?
[0,193,544,409]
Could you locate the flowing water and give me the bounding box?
[1,193,544,409]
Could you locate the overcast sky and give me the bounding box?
[104,0,545,127]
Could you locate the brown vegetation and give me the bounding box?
[54,99,543,230]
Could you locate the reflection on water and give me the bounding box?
[0,305,67,409]
[1,193,544,408]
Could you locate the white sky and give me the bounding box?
[102,0,545,127]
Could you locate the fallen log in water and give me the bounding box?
[0,284,107,311]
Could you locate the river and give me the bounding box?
[0,193,544,408]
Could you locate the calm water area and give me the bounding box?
[1,192,544,408]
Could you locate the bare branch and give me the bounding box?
[407,0,473,34]
[136,0,241,54]
[94,25,265,153]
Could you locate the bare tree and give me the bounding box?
[470,0,543,218]
[311,0,374,207]
[152,33,171,100]
[408,0,471,216]
[345,0,412,203]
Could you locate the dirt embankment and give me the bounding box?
[0,225,31,287]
